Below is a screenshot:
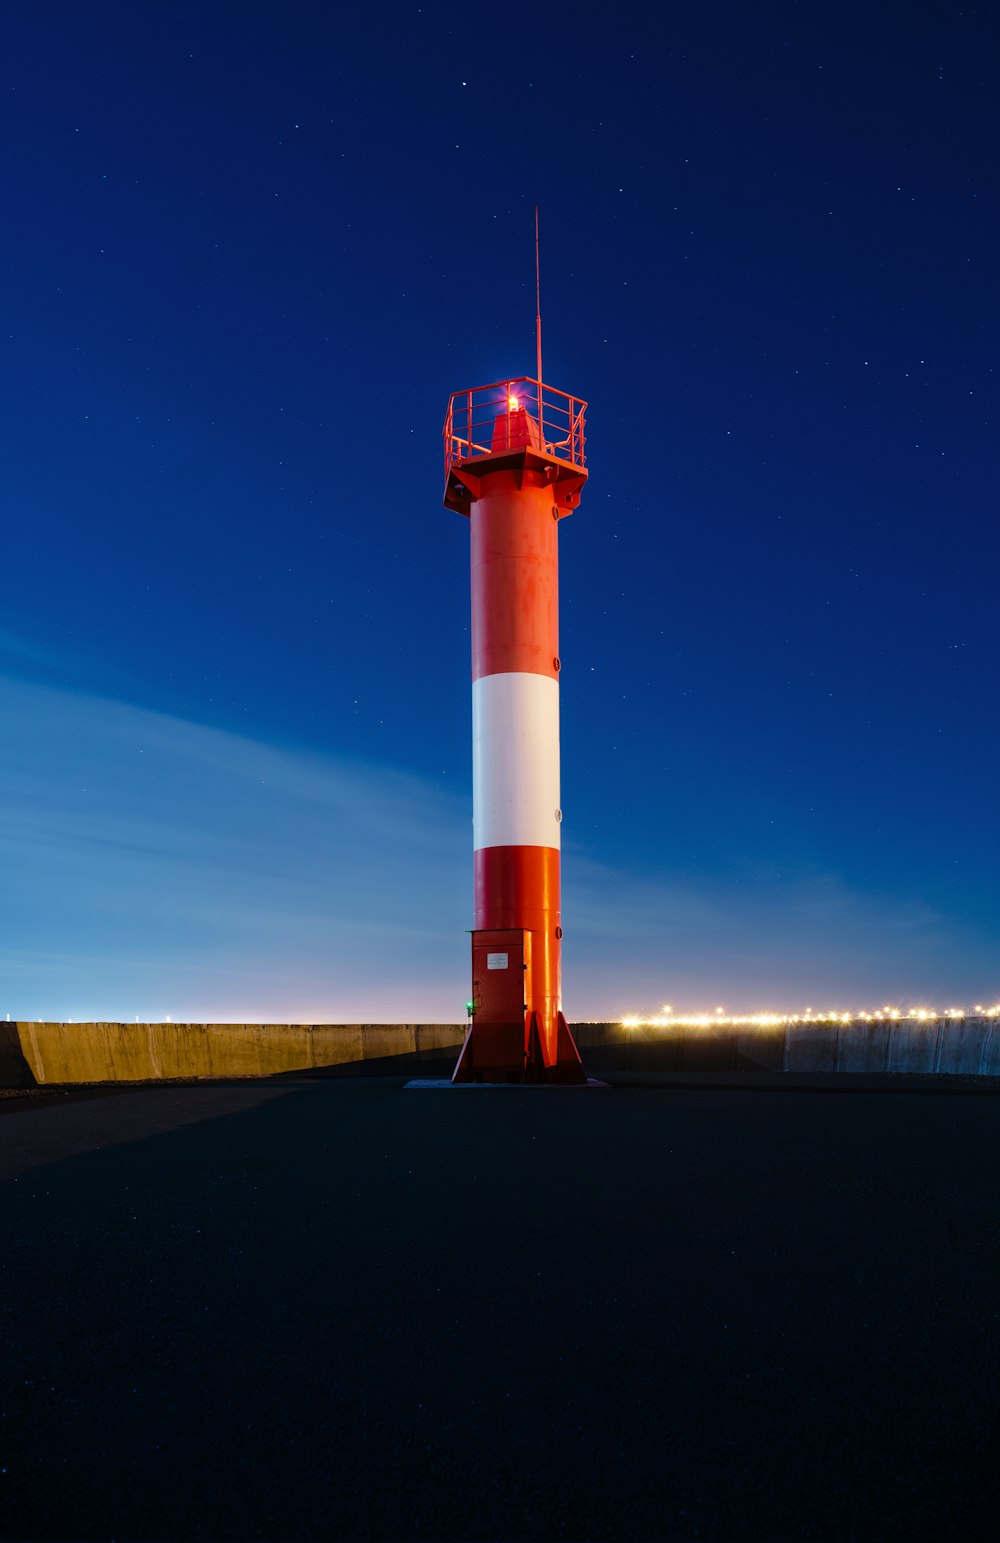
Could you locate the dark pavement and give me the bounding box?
[1,1077,998,1541]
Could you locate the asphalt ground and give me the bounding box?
[1,1078,998,1542]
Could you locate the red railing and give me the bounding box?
[444,377,587,485]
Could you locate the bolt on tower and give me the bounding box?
[443,371,588,1083]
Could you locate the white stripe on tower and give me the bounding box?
[472,672,561,851]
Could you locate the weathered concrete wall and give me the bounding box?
[981,1023,1000,1076]
[885,1020,939,1075]
[10,1023,464,1086]
[783,1023,840,1074]
[735,1025,787,1072]
[5,1018,997,1087]
[572,1019,999,1078]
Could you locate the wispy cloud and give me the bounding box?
[1,676,470,1020]
[2,673,994,1022]
[0,628,78,678]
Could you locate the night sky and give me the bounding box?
[2,0,998,1023]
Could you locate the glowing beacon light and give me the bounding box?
[442,339,588,1081]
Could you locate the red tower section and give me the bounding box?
[444,378,588,1083]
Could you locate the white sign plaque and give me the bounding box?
[486,952,509,970]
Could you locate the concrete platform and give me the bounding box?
[1,1076,998,1540]
[404,1076,610,1089]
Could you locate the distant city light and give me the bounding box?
[619,1003,1000,1029]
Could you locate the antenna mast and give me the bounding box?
[535,206,543,394]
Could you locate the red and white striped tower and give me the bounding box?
[443,375,588,1082]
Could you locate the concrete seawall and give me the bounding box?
[5,1023,464,1086]
[3,1017,999,1086]
[577,1018,1000,1078]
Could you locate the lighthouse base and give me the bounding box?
[452,1012,587,1085]
[453,929,586,1084]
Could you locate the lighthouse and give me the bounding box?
[444,370,588,1083]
